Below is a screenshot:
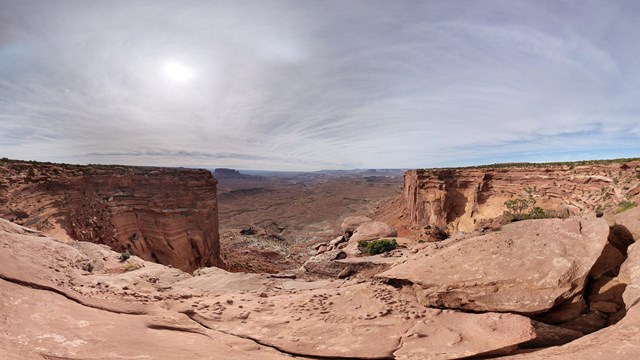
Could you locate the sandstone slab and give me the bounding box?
[378,217,609,314]
[341,215,372,232]
[187,282,536,359]
[0,279,289,360]
[350,221,397,242]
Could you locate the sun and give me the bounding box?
[162,61,194,83]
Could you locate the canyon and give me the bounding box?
[1,158,640,359]
[399,160,640,236]
[0,159,221,272]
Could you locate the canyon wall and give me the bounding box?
[403,161,640,234]
[0,160,220,272]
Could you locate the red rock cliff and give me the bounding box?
[403,161,640,233]
[0,160,220,272]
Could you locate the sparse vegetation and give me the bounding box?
[416,157,640,173]
[81,262,94,273]
[119,251,131,262]
[503,190,556,222]
[358,238,398,255]
[615,200,636,214]
[123,260,143,272]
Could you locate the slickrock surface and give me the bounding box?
[378,217,610,314]
[2,187,640,358]
[401,161,640,234]
[510,207,640,359]
[0,160,220,272]
[0,218,547,359]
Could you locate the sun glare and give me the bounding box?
[162,61,194,83]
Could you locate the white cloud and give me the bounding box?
[0,0,639,170]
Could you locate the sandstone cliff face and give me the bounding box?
[403,161,640,233]
[0,160,220,272]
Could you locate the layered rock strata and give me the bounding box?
[0,160,220,271]
[403,161,640,233]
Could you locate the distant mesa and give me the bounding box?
[213,168,252,179]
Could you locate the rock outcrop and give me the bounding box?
[350,220,398,242]
[2,203,640,359]
[0,218,544,359]
[508,206,640,359]
[0,160,220,272]
[403,161,640,233]
[379,217,610,314]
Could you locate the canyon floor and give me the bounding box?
[215,168,404,272]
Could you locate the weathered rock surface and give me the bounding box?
[402,161,640,233]
[509,304,640,359]
[506,204,640,358]
[350,220,397,242]
[0,218,547,359]
[378,217,609,314]
[0,160,220,272]
[341,215,373,232]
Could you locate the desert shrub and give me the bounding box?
[82,262,94,273]
[119,251,131,262]
[616,201,636,214]
[123,261,143,272]
[528,207,547,219]
[358,238,398,255]
[503,191,557,222]
[504,192,536,217]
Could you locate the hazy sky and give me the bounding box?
[1,1,640,170]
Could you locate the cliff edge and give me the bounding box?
[0,159,220,272]
[402,160,640,234]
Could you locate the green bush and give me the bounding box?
[358,239,398,255]
[616,201,636,214]
[119,251,131,262]
[503,191,555,222]
[82,262,94,273]
[528,206,547,219]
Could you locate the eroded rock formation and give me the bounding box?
[379,217,609,314]
[1,199,640,358]
[403,161,640,233]
[0,160,220,271]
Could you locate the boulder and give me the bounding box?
[615,205,640,241]
[534,294,587,324]
[589,243,626,278]
[378,217,609,314]
[520,321,583,348]
[511,304,640,359]
[587,276,626,307]
[350,221,397,243]
[619,242,640,309]
[558,311,608,335]
[340,215,372,232]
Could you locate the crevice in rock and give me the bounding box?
[0,275,146,315]
[511,223,635,353]
[181,310,395,360]
[146,323,212,339]
[41,355,90,360]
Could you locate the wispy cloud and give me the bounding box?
[1,0,639,170]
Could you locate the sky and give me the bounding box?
[1,0,640,171]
